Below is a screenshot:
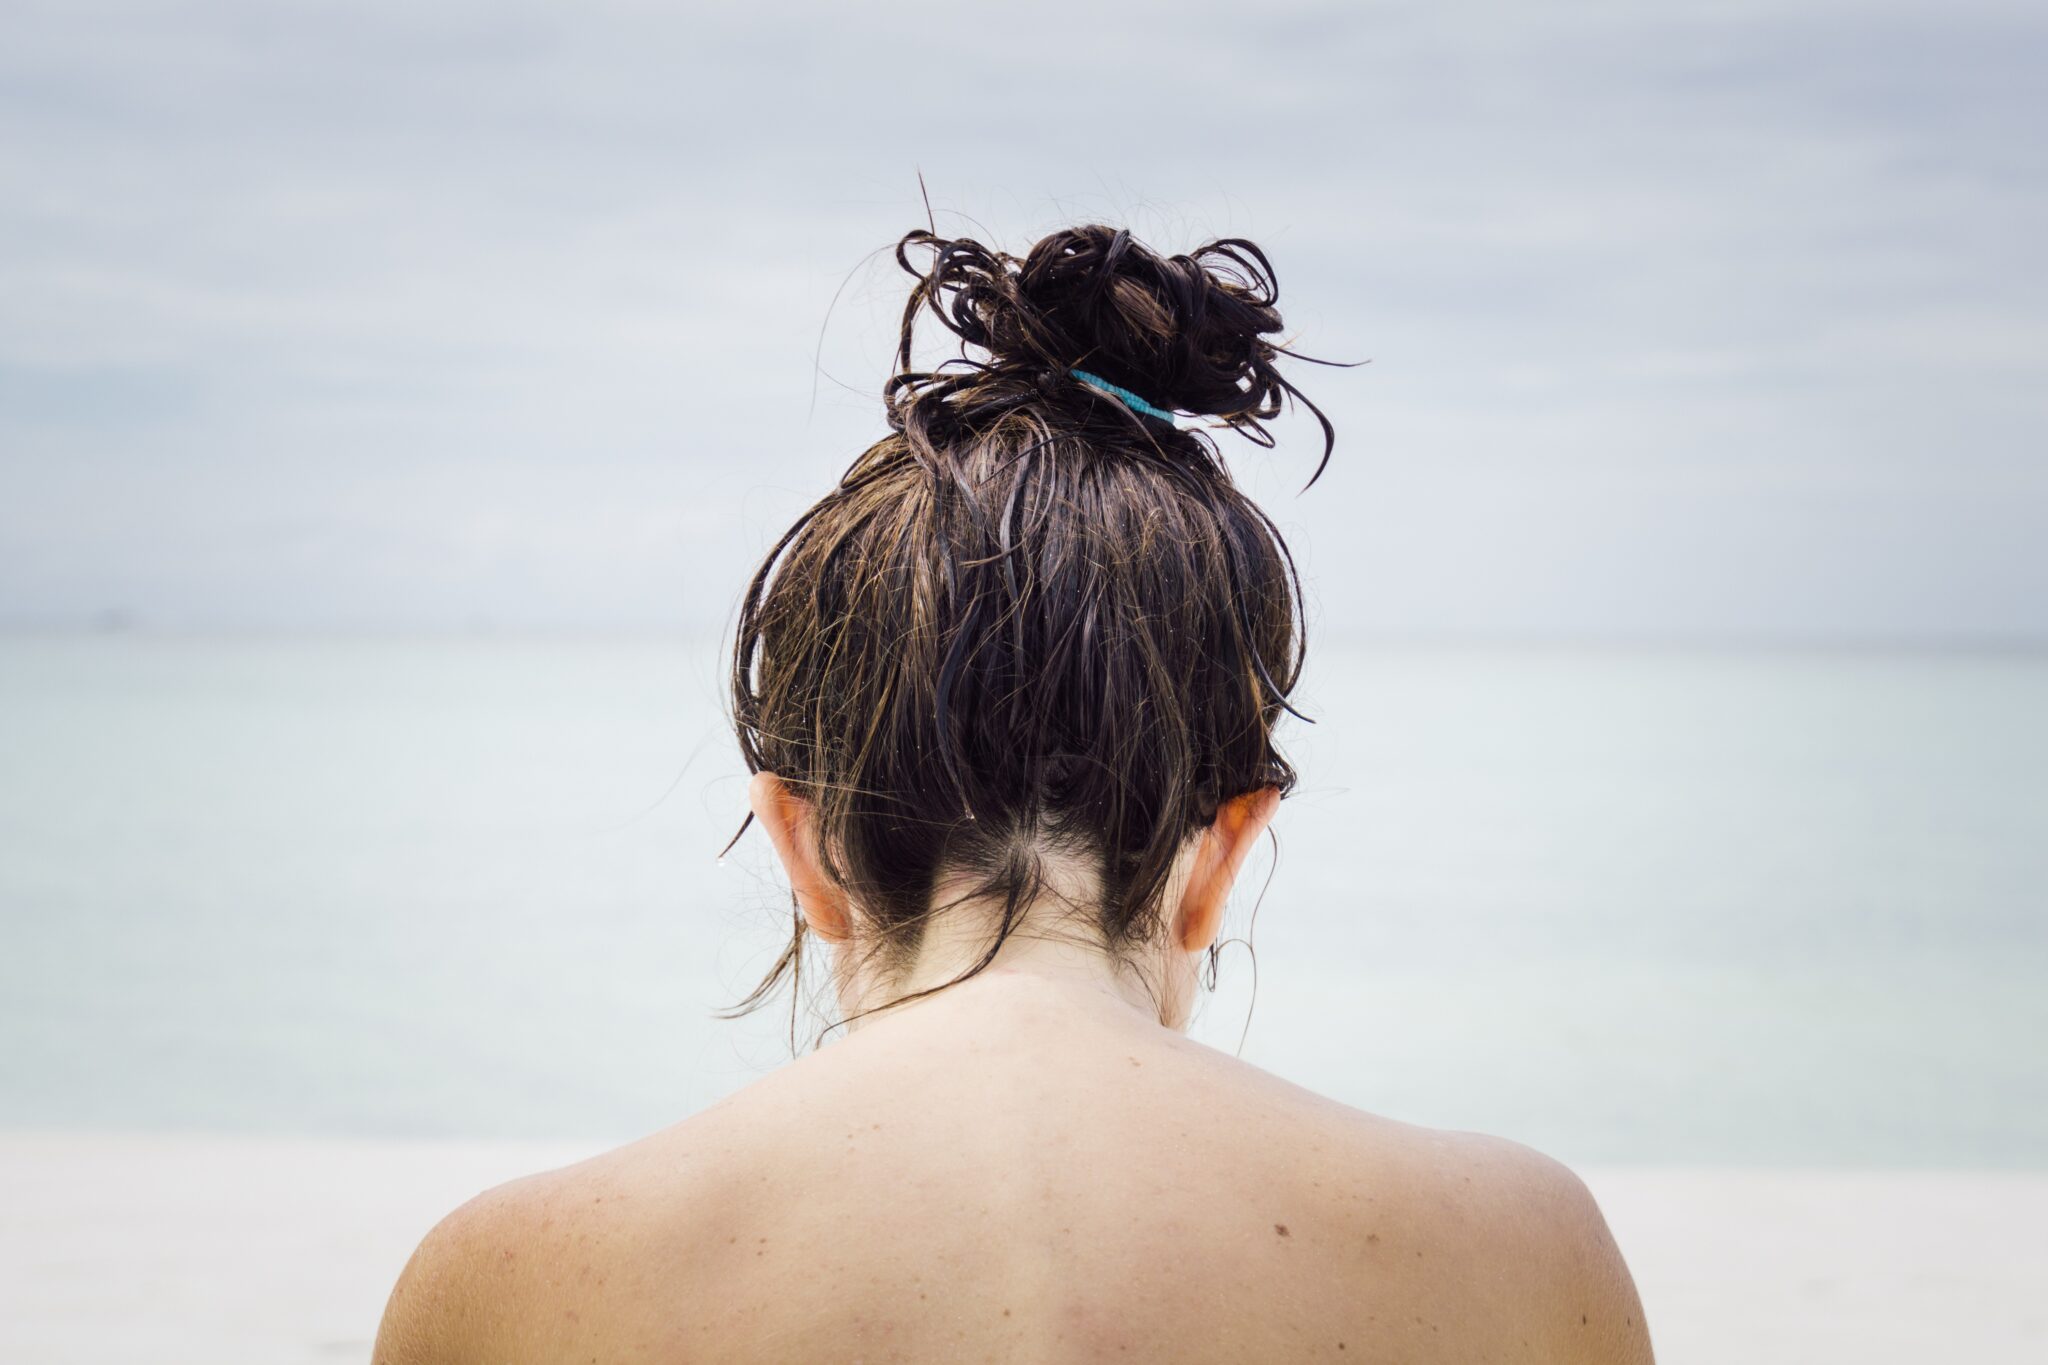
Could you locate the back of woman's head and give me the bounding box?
[728,222,1342,1020]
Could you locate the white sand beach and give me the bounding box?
[1,1132,2042,1364]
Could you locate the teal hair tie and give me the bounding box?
[1069,368,1179,426]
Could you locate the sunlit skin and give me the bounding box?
[373,778,1653,1364]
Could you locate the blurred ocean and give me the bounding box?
[0,632,2042,1167]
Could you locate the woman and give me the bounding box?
[374,224,1653,1363]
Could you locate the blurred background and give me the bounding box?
[2,1,2044,1360]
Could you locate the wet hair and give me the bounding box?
[724,223,1346,1031]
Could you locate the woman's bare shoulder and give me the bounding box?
[1392,1127,1655,1363]
[371,1170,541,1365]
[372,1081,834,1364]
[1179,1055,1654,1362]
[370,1145,679,1365]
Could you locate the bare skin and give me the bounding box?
[375,781,1653,1364]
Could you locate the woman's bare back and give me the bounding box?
[375,971,1652,1364]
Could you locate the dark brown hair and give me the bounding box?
[724,223,1346,1031]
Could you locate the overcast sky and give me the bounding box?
[3,0,2043,640]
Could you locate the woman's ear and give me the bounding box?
[747,772,853,943]
[1174,787,1282,954]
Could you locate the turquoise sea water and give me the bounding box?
[0,633,2042,1166]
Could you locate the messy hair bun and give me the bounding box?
[729,221,1350,1038]
[886,224,1342,483]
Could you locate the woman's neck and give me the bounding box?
[836,894,1187,1032]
